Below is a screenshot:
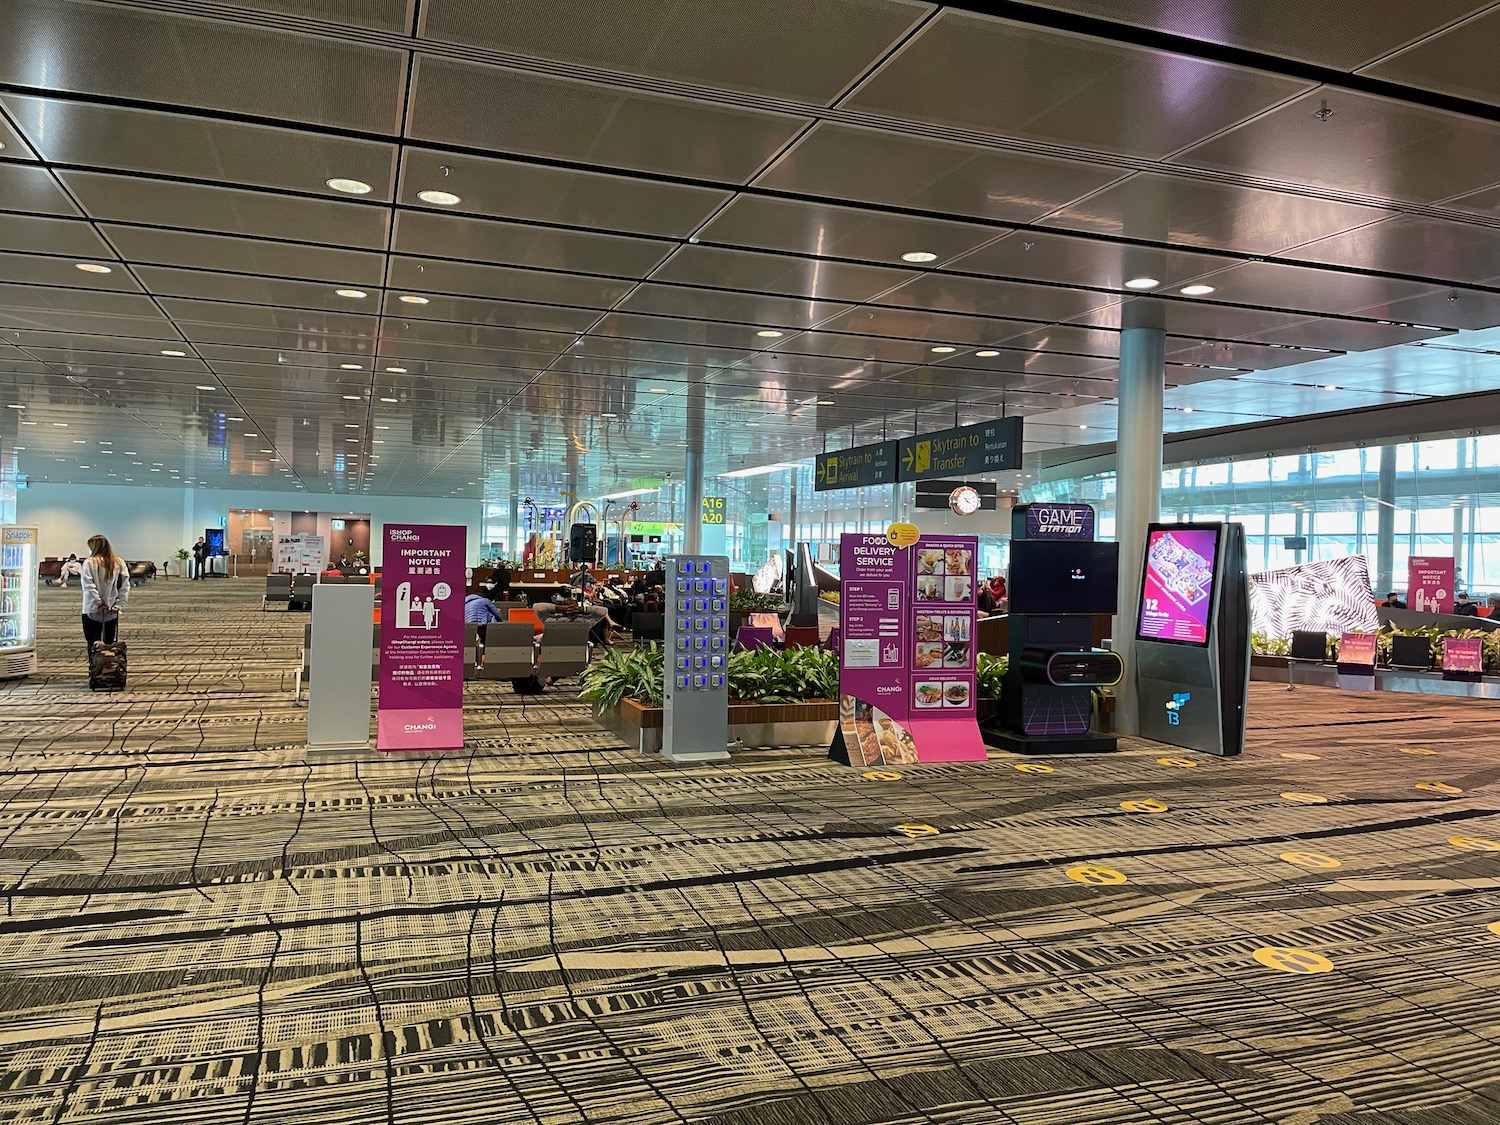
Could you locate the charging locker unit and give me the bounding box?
[1135,522,1251,756]
[663,555,732,763]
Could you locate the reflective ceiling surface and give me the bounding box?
[1,0,1499,501]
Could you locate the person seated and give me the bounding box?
[482,564,512,602]
[464,592,506,644]
[1453,592,1480,617]
[1380,591,1406,609]
[569,563,595,593]
[59,553,83,588]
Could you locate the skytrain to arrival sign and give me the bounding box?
[815,419,1023,491]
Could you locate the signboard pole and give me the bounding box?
[376,524,466,752]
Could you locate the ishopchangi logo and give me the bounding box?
[1165,692,1191,726]
[389,529,421,542]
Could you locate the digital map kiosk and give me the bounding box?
[1134,522,1251,756]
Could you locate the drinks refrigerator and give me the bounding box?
[0,526,38,680]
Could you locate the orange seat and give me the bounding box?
[509,607,545,637]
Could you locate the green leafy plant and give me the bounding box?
[579,643,664,710]
[975,652,1008,702]
[728,588,783,613]
[818,590,839,604]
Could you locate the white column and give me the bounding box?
[1112,317,1166,737]
[684,381,705,554]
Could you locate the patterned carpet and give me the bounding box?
[2,579,1499,1123]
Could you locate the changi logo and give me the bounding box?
[389,529,420,542]
[1165,691,1191,726]
[403,716,439,732]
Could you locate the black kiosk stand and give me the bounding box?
[1134,522,1250,756]
[988,503,1123,754]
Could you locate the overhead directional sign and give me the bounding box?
[898,417,1023,481]
[814,440,898,492]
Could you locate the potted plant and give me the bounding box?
[172,547,189,578]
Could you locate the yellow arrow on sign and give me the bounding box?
[901,447,914,471]
[815,461,827,482]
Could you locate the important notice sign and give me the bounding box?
[377,524,466,752]
[899,418,1022,482]
[814,440,898,492]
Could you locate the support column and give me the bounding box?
[684,380,706,554]
[1112,315,1166,738]
[788,476,798,553]
[1376,445,1396,594]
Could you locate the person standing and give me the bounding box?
[191,536,208,580]
[81,534,129,651]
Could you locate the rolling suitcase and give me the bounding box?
[89,641,128,692]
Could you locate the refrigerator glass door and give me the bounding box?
[0,526,39,657]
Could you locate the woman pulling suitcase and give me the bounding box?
[80,533,130,691]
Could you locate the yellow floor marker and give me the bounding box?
[1281,792,1329,804]
[1487,922,1500,937]
[892,823,938,839]
[1280,851,1342,870]
[1156,756,1197,768]
[1449,836,1500,852]
[1415,781,1463,795]
[1254,946,1334,974]
[862,770,902,781]
[1120,799,1169,813]
[1065,864,1127,885]
[1399,746,1437,755]
[1014,763,1054,775]
[1280,752,1321,761]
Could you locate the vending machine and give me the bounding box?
[0,526,39,680]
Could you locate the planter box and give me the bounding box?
[595,698,838,754]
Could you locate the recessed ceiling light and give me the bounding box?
[1124,277,1160,290]
[339,363,363,370]
[335,288,367,299]
[343,394,362,400]
[975,350,1000,358]
[5,404,22,409]
[1079,424,1089,429]
[345,438,358,443]
[326,178,373,195]
[72,439,84,444]
[1183,407,1195,414]
[373,439,385,444]
[417,189,462,206]
[51,422,68,427]
[160,349,186,357]
[385,366,408,373]
[756,330,784,338]
[196,385,216,391]
[600,412,618,418]
[260,448,273,453]
[345,423,359,428]
[20,420,36,425]
[398,295,429,305]
[930,346,956,354]
[379,396,398,403]
[375,425,389,430]
[75,262,112,274]
[1180,284,1216,296]
[901,251,938,263]
[1323,384,1340,391]
[817,399,835,405]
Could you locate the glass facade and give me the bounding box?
[1027,434,1500,597]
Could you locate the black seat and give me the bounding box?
[1285,629,1327,691]
[1388,634,1432,671]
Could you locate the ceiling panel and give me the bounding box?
[0,163,80,217]
[158,298,378,335]
[1164,339,1337,372]
[1253,317,1450,352]
[813,306,1032,348]
[0,282,158,318]
[699,196,1002,266]
[846,11,1311,159]
[419,0,927,104]
[377,292,600,335]
[1040,171,1393,255]
[0,309,178,337]
[1021,0,1493,70]
[2,95,397,199]
[1174,89,1500,204]
[0,0,407,132]
[1186,260,1443,318]
[650,245,916,303]
[1290,215,1500,284]
[102,226,386,287]
[0,108,36,159]
[393,210,672,277]
[616,284,852,329]
[947,230,1231,291]
[754,121,1126,222]
[875,273,1119,323]
[134,267,387,313]
[218,0,414,32]
[1351,289,1500,333]
[397,149,730,238]
[408,56,809,182]
[1360,7,1500,106]
[387,257,634,310]
[0,214,110,258]
[61,172,390,249]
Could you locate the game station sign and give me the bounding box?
[831,532,985,768]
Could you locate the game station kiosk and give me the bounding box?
[1134,522,1251,756]
[992,503,1123,753]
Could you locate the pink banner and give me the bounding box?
[377,524,466,752]
[1443,637,1483,674]
[1407,556,1455,615]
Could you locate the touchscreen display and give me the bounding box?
[1006,540,1119,615]
[1137,525,1221,645]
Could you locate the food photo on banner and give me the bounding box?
[376,524,467,751]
